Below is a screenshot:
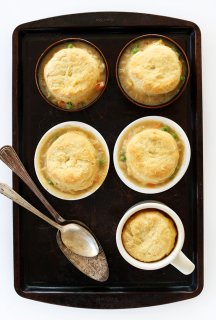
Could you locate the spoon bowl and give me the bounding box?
[60,222,99,257]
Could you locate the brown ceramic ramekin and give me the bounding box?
[116,34,190,109]
[35,38,109,112]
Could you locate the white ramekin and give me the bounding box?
[113,116,191,194]
[116,201,195,275]
[34,121,110,200]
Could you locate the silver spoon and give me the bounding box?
[0,145,109,281]
[0,183,99,257]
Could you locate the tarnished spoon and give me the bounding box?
[0,145,109,281]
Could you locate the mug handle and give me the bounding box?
[171,251,195,275]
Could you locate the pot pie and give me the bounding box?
[118,120,184,188]
[122,209,177,262]
[37,39,107,111]
[117,36,189,107]
[35,125,109,199]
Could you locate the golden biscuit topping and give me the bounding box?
[122,210,177,262]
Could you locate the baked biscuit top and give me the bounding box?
[46,131,97,192]
[127,42,182,95]
[44,47,103,104]
[126,128,179,184]
[122,210,177,262]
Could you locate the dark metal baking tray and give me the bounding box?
[12,11,203,308]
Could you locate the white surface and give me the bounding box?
[0,0,215,319]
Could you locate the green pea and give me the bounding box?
[180,75,185,81]
[48,180,54,185]
[65,102,73,110]
[131,44,139,54]
[172,132,178,139]
[120,153,126,162]
[67,43,73,48]
[98,159,104,167]
[161,126,169,132]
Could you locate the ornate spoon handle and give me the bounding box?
[0,145,64,223]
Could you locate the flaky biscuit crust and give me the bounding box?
[44,47,103,104]
[46,131,97,192]
[126,129,179,184]
[122,210,177,262]
[127,43,182,95]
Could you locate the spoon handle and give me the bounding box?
[0,183,61,230]
[0,145,64,223]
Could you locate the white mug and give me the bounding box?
[116,201,195,275]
